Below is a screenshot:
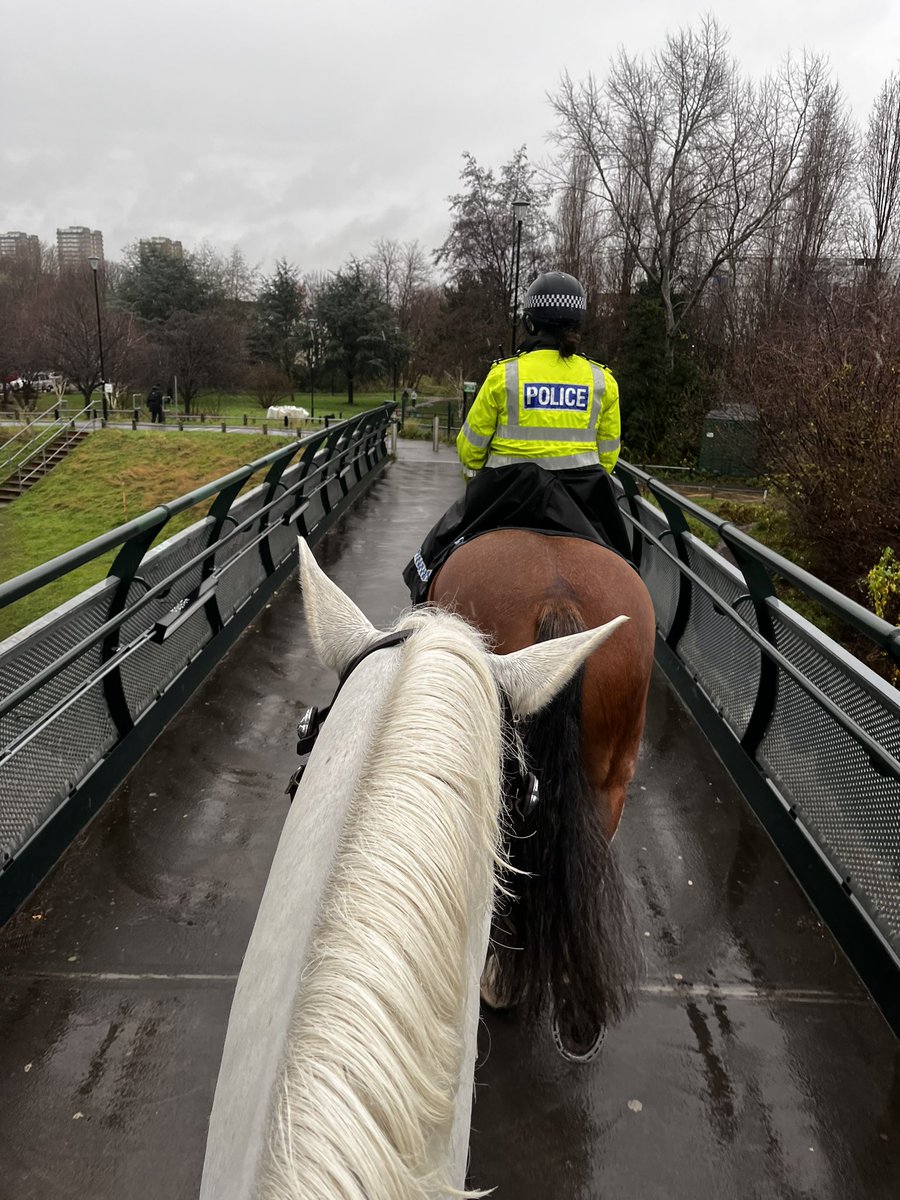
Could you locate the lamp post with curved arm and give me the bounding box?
[87,255,108,421]
[510,197,530,355]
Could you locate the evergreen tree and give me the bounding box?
[315,262,392,405]
[255,259,306,400]
[615,283,709,462]
[118,244,209,323]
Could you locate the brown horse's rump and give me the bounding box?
[429,529,655,1045]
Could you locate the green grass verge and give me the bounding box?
[0,429,296,640]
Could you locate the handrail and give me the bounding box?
[0,403,395,931]
[0,438,330,719]
[0,404,68,456]
[0,402,95,483]
[615,461,900,667]
[14,422,85,491]
[0,426,326,609]
[617,507,900,779]
[613,457,900,1037]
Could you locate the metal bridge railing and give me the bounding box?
[0,402,95,485]
[0,405,395,924]
[614,462,900,1033]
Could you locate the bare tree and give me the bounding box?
[728,75,856,338]
[436,148,550,320]
[396,241,432,328]
[367,238,431,321]
[367,238,401,309]
[194,240,260,302]
[42,272,142,404]
[157,308,245,413]
[735,295,900,596]
[858,68,900,276]
[551,149,607,294]
[551,18,829,366]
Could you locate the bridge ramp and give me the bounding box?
[0,445,897,1199]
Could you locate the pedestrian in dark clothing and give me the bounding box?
[147,384,164,424]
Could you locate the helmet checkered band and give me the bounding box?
[528,293,587,311]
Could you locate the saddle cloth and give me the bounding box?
[402,461,632,606]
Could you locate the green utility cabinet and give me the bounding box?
[698,406,760,477]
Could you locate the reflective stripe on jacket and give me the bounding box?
[456,349,621,474]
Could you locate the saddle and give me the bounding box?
[402,461,632,606]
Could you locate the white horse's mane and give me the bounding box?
[260,607,504,1200]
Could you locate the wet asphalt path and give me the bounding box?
[0,441,898,1199]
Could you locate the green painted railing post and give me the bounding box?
[720,529,780,756]
[648,479,694,651]
[101,515,172,735]
[256,440,310,574]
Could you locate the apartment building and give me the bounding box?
[0,231,41,269]
[56,226,104,270]
[139,236,183,260]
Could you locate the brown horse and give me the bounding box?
[429,529,655,1056]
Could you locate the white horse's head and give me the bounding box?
[297,536,628,717]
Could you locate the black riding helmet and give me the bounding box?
[523,271,587,329]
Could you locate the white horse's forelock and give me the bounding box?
[260,606,503,1200]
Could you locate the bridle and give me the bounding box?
[285,629,413,801]
[285,627,541,818]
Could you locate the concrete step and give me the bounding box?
[0,428,90,501]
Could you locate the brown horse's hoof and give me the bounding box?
[552,1008,607,1062]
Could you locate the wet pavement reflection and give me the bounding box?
[0,441,897,1198]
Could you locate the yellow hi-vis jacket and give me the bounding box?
[456,349,621,474]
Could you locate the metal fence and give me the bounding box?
[0,405,395,923]
[400,397,455,436]
[613,462,900,1032]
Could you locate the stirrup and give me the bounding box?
[551,1011,607,1063]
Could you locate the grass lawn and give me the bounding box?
[0,428,300,640]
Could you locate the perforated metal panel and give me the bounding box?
[0,583,119,862]
[757,603,900,946]
[615,468,900,964]
[266,460,307,567]
[214,488,268,621]
[119,522,216,720]
[633,500,680,638]
[302,455,331,536]
[0,410,393,882]
[677,537,762,738]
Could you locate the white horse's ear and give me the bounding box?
[298,538,379,675]
[489,616,629,718]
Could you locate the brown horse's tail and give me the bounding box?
[491,600,639,1039]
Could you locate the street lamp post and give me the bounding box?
[305,319,318,418]
[510,197,530,355]
[381,327,400,406]
[87,255,108,421]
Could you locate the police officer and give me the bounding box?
[457,271,620,474]
[402,270,631,605]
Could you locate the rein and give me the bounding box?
[286,629,413,801]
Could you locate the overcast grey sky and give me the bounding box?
[3,0,897,275]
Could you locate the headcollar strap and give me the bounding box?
[286,628,414,799]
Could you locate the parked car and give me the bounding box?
[32,371,62,393]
